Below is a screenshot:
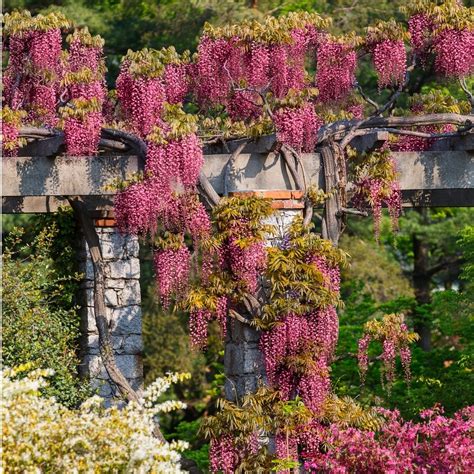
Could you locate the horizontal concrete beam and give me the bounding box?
[2,150,473,212]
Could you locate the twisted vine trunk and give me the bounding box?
[68,197,165,438]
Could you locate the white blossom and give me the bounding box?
[2,368,191,473]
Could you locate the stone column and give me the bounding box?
[224,191,304,401]
[77,217,143,404]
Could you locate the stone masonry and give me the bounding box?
[77,225,143,403]
[224,204,303,401]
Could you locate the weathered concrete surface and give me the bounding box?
[2,155,141,197]
[77,226,143,404]
[3,149,473,212]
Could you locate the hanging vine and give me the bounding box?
[2,2,474,471]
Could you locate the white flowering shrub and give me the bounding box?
[2,365,191,473]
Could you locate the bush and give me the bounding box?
[2,221,89,406]
[1,366,190,473]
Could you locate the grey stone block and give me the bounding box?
[243,346,264,374]
[80,307,98,333]
[231,321,261,343]
[110,305,142,334]
[125,238,140,258]
[225,375,266,401]
[106,278,126,289]
[117,280,141,306]
[82,354,142,380]
[78,259,95,280]
[107,259,140,279]
[90,378,113,398]
[104,288,119,307]
[224,343,244,376]
[82,288,119,308]
[98,231,138,260]
[123,335,144,354]
[83,334,127,355]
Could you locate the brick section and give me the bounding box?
[271,199,305,209]
[229,190,304,200]
[94,218,117,227]
[77,227,142,405]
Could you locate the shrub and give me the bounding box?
[2,222,89,406]
[1,365,190,473]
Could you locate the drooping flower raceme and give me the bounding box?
[371,39,407,89]
[316,39,357,103]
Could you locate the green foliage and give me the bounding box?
[2,215,90,407]
[340,233,413,303]
[458,225,474,286]
[259,216,347,328]
[334,217,474,418]
[212,196,275,241]
[165,420,210,472]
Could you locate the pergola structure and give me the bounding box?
[2,129,473,403]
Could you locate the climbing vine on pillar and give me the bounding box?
[2,2,474,472]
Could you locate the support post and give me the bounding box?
[77,214,143,404]
[224,193,304,401]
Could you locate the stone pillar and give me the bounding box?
[224,191,304,401]
[77,217,143,403]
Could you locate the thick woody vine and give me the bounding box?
[2,2,474,472]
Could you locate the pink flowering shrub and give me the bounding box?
[300,406,474,473]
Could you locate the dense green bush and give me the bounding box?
[2,216,90,407]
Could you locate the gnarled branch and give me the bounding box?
[223,140,249,196]
[68,197,166,442]
[198,171,221,208]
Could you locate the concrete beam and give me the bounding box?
[2,150,473,212]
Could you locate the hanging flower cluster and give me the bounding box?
[273,101,323,152]
[114,50,207,313]
[2,11,108,156]
[194,12,329,114]
[434,28,474,78]
[366,21,408,89]
[60,29,106,156]
[153,234,191,308]
[116,48,190,137]
[315,38,357,103]
[352,147,402,240]
[408,13,434,54]
[115,105,209,309]
[2,11,70,125]
[357,313,419,386]
[404,0,474,78]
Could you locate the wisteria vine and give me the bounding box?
[2,3,474,472]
